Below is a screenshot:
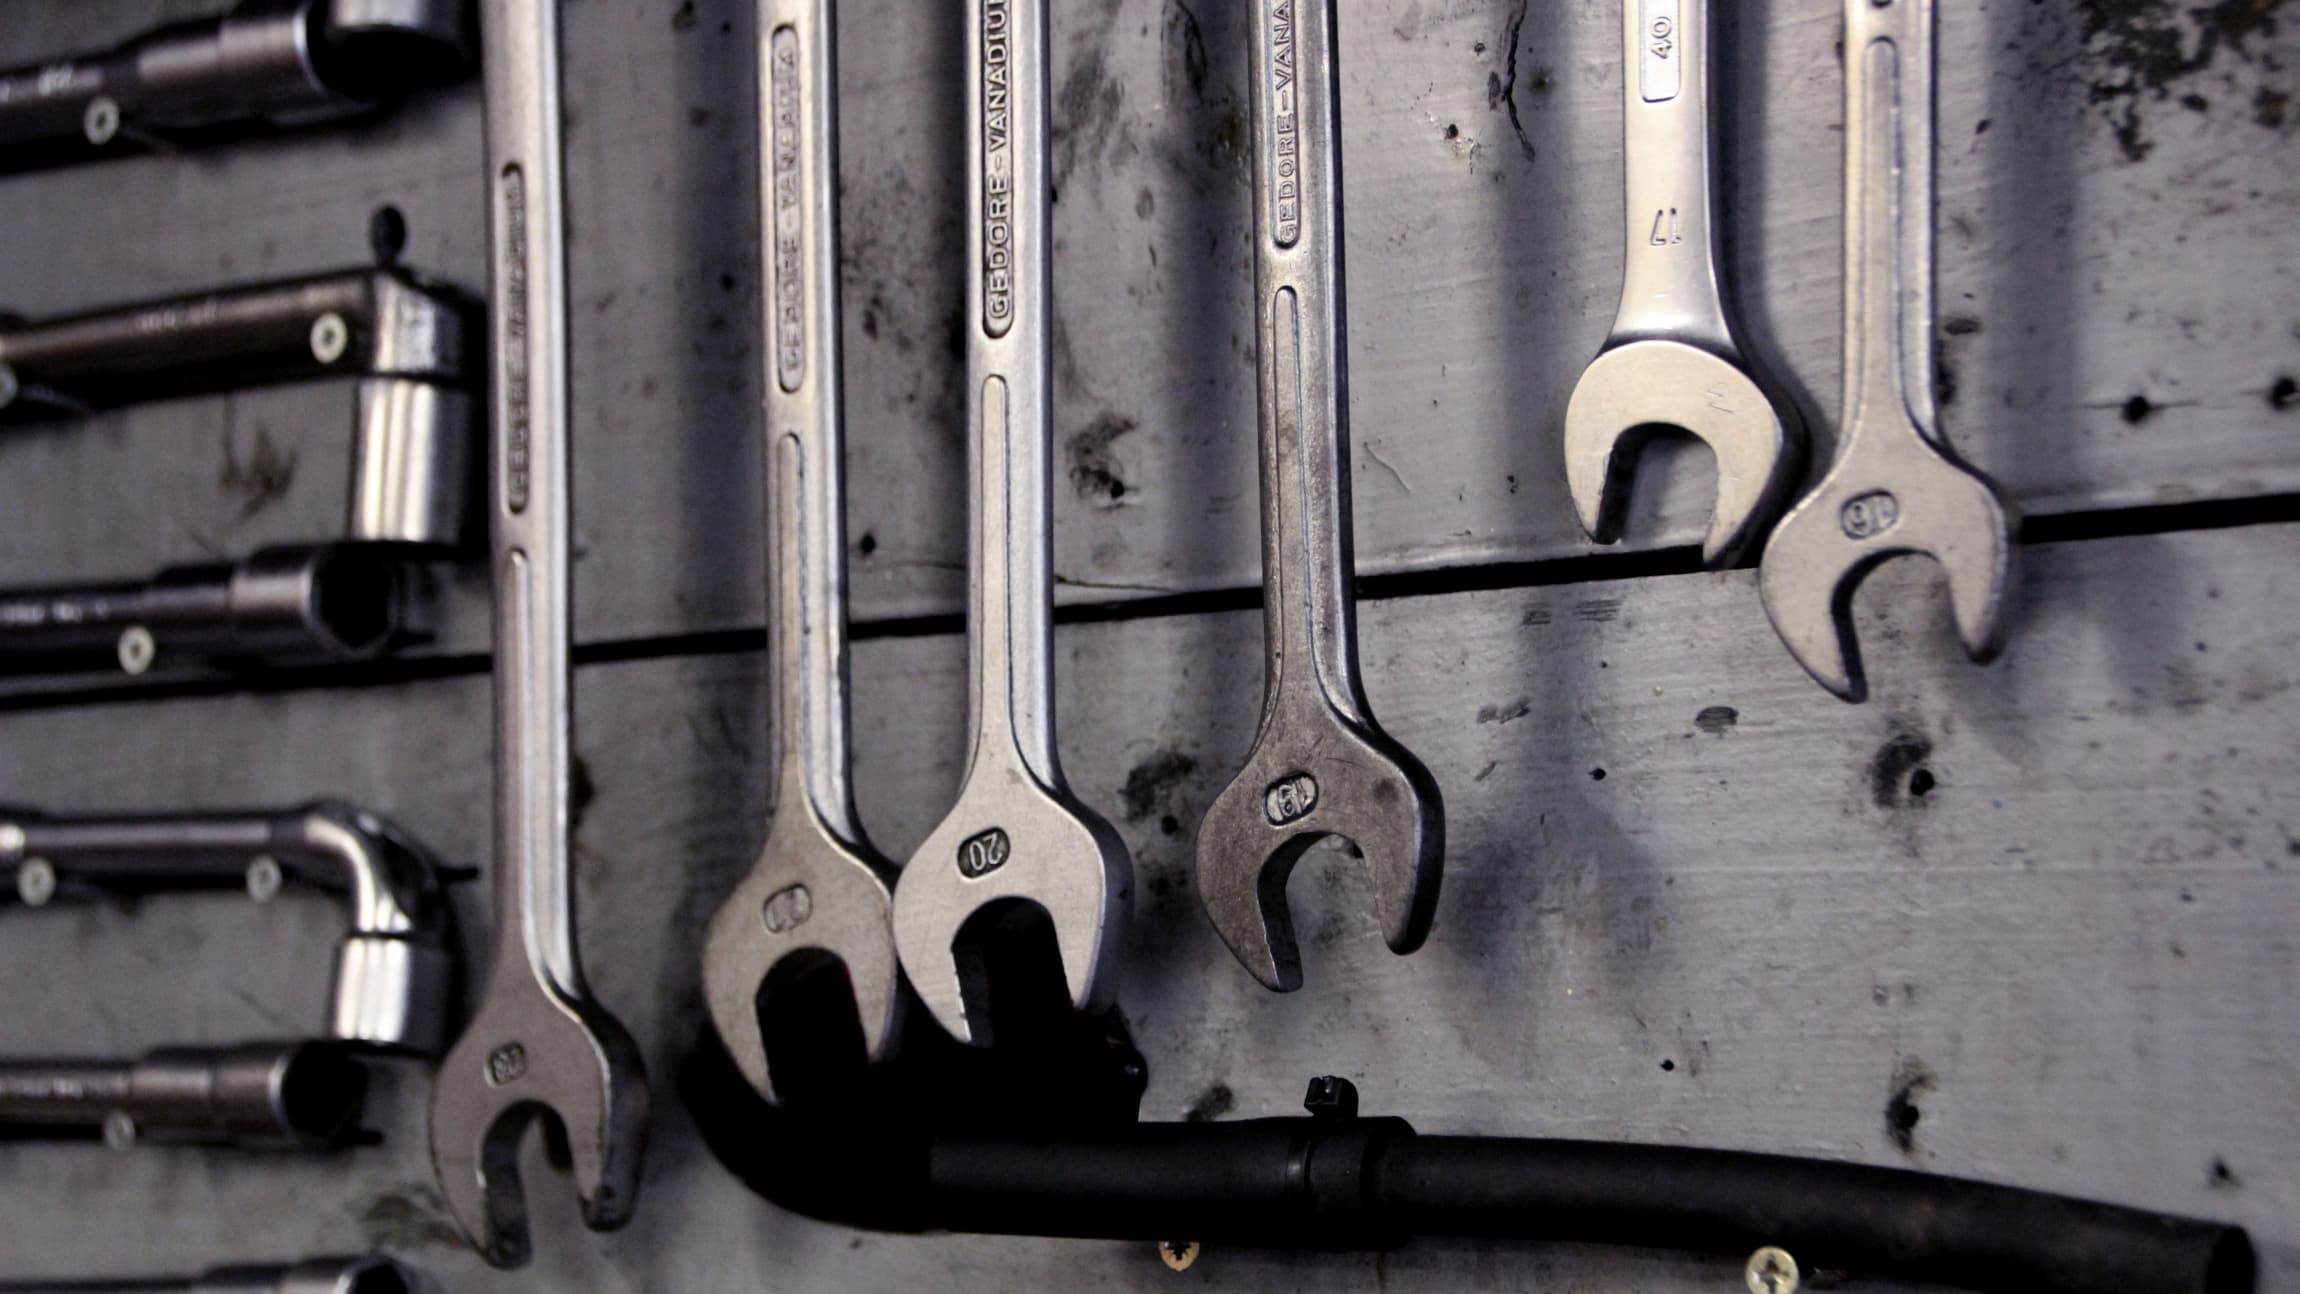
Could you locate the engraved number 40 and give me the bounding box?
[1648,207,1682,247]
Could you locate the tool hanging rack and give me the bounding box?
[0,0,2292,1289]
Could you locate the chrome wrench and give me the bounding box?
[428,0,647,1266]
[703,0,902,1102]
[1563,0,1800,566]
[890,0,1131,1045]
[1757,0,2012,701]
[1195,0,1443,992]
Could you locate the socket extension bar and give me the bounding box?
[0,267,478,673]
[0,0,471,170]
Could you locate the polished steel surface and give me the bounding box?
[702,0,903,1103]
[0,268,476,549]
[425,0,648,1267]
[1562,0,1801,566]
[0,544,405,675]
[1757,0,2013,702]
[0,1041,367,1150]
[890,0,1132,1045]
[0,0,469,166]
[0,802,453,1054]
[1193,0,1443,994]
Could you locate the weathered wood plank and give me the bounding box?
[1,522,2292,1287]
[1,0,2294,661]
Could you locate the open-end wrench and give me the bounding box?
[1563,0,1800,566]
[1757,0,2011,702]
[427,0,647,1267]
[890,0,1131,1046]
[1194,0,1443,993]
[703,0,902,1102]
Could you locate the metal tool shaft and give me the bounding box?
[0,1042,366,1150]
[0,545,404,674]
[1255,0,1362,725]
[1562,0,1798,565]
[1844,0,1933,445]
[429,0,648,1265]
[1610,0,1732,351]
[1,268,477,550]
[0,802,453,1054]
[0,0,469,167]
[1755,0,2012,700]
[890,0,1132,1045]
[762,0,867,894]
[486,0,578,1017]
[966,0,1056,782]
[1193,0,1443,993]
[0,270,465,412]
[702,0,904,1102]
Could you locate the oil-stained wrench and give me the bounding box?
[891,0,1132,1045]
[1195,0,1444,992]
[1757,0,2012,701]
[1563,0,1801,566]
[703,0,903,1102]
[427,0,647,1266]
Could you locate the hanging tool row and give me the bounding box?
[0,2,2244,1293]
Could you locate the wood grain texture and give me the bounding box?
[0,522,2291,1288]
[0,0,2293,665]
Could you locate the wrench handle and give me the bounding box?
[964,0,1058,781]
[1843,0,1938,441]
[482,0,582,995]
[760,0,864,843]
[1609,0,1735,352]
[1249,0,1368,720]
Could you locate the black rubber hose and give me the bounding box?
[684,1041,2252,1294]
[1382,1136,2254,1294]
[931,1119,1411,1247]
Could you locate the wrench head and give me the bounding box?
[1564,340,1802,566]
[1195,689,1444,992]
[1758,428,2014,702]
[701,819,901,1104]
[890,762,1131,1046]
[427,969,649,1268]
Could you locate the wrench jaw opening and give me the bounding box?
[1564,341,1802,568]
[428,979,649,1268]
[701,829,902,1104]
[1196,695,1446,993]
[891,771,1131,1048]
[1758,450,2014,703]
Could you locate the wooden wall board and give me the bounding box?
[1,521,2292,1288]
[1,0,2295,673]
